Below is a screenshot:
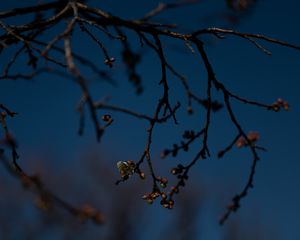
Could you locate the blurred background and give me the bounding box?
[0,0,300,239]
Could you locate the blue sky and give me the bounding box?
[1,0,300,239]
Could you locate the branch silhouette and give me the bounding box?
[0,0,298,226]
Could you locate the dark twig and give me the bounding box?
[218,92,260,224]
[193,27,300,51]
[64,35,104,142]
[0,1,63,19]
[217,134,241,158]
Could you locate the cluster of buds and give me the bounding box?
[142,191,174,209]
[270,98,289,112]
[169,164,189,197]
[142,191,160,205]
[236,131,260,148]
[156,176,168,188]
[160,193,174,209]
[77,204,104,224]
[116,160,136,180]
[116,160,146,184]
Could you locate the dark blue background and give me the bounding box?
[1,0,300,239]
